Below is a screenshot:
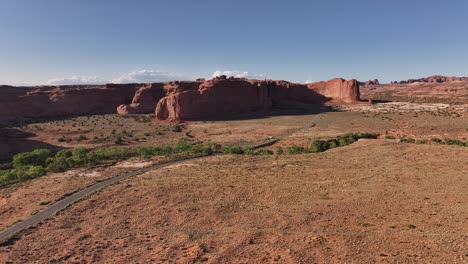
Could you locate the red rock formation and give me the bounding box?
[359,79,380,86]
[306,78,360,104]
[0,77,361,123]
[155,78,272,121]
[117,83,166,114]
[154,77,360,121]
[0,84,137,123]
[398,75,468,84]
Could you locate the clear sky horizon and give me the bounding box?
[1,0,468,85]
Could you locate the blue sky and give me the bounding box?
[1,0,468,85]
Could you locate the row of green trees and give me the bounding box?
[0,139,213,186]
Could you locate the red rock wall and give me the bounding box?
[0,84,137,123]
[306,78,360,104]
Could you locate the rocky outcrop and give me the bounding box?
[306,78,360,104]
[155,78,272,121]
[117,83,166,114]
[154,77,360,121]
[359,79,380,86]
[397,75,468,84]
[0,84,137,123]
[0,77,361,123]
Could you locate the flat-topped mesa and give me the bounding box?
[155,78,272,121]
[0,77,360,124]
[396,75,468,84]
[150,77,360,121]
[306,78,360,104]
[0,84,138,123]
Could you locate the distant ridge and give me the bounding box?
[391,75,468,84]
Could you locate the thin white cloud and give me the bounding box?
[110,69,185,84]
[47,76,106,85]
[212,70,269,79]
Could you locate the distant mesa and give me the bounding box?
[0,77,361,123]
[359,79,380,86]
[393,75,468,84]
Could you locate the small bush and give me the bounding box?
[255,149,274,155]
[276,147,284,155]
[288,145,306,155]
[310,140,329,153]
[244,146,254,156]
[223,146,244,155]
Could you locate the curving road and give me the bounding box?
[0,113,324,243]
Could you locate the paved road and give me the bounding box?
[0,156,207,242]
[0,113,324,243]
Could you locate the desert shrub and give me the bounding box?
[310,140,329,153]
[77,135,88,141]
[46,157,71,172]
[244,146,254,156]
[400,138,415,143]
[190,144,213,156]
[223,146,244,155]
[416,139,427,144]
[287,145,306,155]
[327,140,338,149]
[175,138,191,152]
[276,147,284,155]
[444,138,466,146]
[114,136,124,145]
[13,149,51,168]
[431,138,443,144]
[255,149,274,155]
[385,135,396,139]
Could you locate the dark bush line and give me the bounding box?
[223,132,378,156]
[0,139,213,186]
[400,137,468,147]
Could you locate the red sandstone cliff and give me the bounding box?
[395,75,468,84]
[0,84,137,123]
[306,78,360,104]
[0,77,361,123]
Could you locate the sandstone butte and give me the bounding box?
[0,77,361,123]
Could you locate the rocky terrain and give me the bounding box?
[392,75,468,84]
[0,77,361,124]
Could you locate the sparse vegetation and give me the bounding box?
[286,132,379,155]
[0,139,215,186]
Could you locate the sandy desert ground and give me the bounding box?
[0,83,467,263]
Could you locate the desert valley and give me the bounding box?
[0,75,466,263]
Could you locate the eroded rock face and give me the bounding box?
[155,78,272,121]
[154,77,360,121]
[0,77,361,123]
[117,83,166,114]
[0,84,137,123]
[306,78,360,104]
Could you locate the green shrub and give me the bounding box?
[431,138,443,144]
[385,135,396,139]
[223,146,244,155]
[13,149,51,168]
[243,146,254,156]
[255,149,274,155]
[276,147,284,155]
[327,140,338,149]
[310,140,329,153]
[287,145,306,155]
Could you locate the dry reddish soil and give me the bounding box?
[0,157,170,231]
[0,140,466,263]
[0,90,467,263]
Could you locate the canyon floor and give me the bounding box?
[0,84,467,263]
